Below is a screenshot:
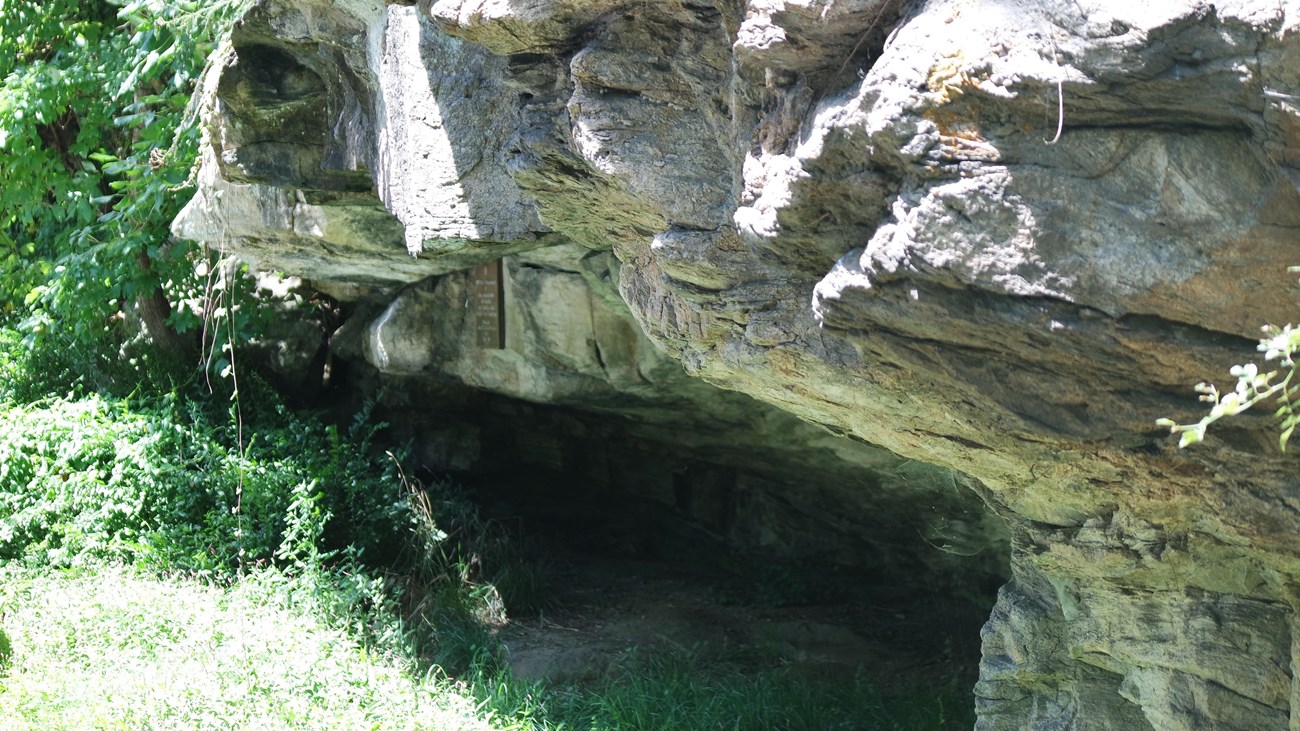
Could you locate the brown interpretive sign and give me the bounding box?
[470,259,505,349]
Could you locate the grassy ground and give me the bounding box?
[0,566,510,731]
[0,564,966,731]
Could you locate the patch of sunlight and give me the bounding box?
[0,565,511,731]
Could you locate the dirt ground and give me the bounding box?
[496,549,989,692]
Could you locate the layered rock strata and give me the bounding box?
[174,1,1300,727]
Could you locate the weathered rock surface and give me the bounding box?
[174,0,1300,727]
[175,0,1004,593]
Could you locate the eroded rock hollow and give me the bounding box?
[174,1,1300,727]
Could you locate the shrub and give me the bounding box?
[0,350,409,573]
[0,326,524,667]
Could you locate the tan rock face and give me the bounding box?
[176,0,1300,727]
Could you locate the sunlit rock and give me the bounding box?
[176,1,1300,727]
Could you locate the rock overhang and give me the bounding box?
[174,1,1300,728]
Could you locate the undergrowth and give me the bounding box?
[0,328,971,730]
[0,325,529,673]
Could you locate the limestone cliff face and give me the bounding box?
[174,1,1300,728]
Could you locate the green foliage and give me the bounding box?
[0,324,524,654]
[1159,271,1300,450]
[0,318,181,402]
[0,330,407,572]
[0,623,10,673]
[0,0,245,345]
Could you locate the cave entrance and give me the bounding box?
[387,388,1011,725]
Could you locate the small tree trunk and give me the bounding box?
[134,251,194,359]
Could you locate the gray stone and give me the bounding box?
[176,0,1300,727]
[174,0,559,292]
[427,0,628,55]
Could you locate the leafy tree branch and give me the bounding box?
[0,0,246,356]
